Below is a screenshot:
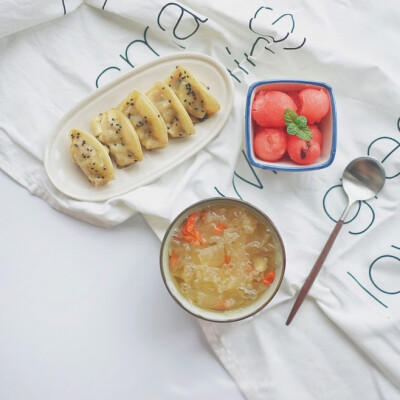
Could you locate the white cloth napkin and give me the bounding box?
[1,1,400,399]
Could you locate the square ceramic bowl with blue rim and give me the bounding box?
[245,80,337,171]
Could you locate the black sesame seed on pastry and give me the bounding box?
[165,65,220,121]
[91,108,143,168]
[118,89,168,150]
[146,82,195,138]
[69,129,114,186]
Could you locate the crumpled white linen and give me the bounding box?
[0,0,244,228]
[1,1,400,399]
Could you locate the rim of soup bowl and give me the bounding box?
[159,197,286,323]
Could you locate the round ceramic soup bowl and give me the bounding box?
[160,197,286,322]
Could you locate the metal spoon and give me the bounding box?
[286,156,386,325]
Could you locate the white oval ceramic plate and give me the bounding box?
[44,52,234,201]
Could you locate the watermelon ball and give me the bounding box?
[287,135,321,165]
[308,124,323,147]
[252,90,297,128]
[253,128,288,162]
[298,88,330,123]
[288,91,301,111]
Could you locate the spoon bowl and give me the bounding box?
[342,157,386,217]
[286,156,386,325]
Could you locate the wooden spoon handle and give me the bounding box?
[286,219,345,326]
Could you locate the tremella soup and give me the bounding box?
[168,204,283,312]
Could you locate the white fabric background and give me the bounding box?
[1,1,400,399]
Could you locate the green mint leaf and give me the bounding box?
[287,123,299,136]
[284,109,298,126]
[284,108,313,141]
[296,116,307,128]
[296,125,313,141]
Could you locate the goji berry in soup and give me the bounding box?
[168,205,281,312]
